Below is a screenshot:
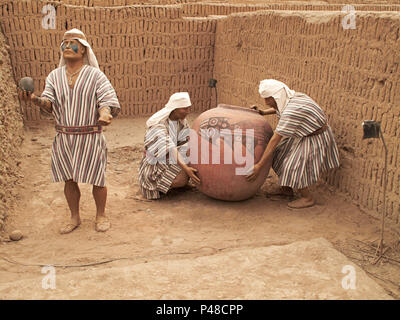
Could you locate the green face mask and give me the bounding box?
[61,42,79,53]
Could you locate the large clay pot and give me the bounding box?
[189,104,274,201]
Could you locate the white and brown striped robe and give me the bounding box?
[41,65,120,187]
[139,119,189,199]
[272,93,340,189]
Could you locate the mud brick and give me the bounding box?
[136,48,142,61]
[0,3,6,17]
[28,32,39,48]
[159,7,166,19]
[15,33,22,48]
[1,19,9,34]
[137,89,142,103]
[5,18,17,33]
[135,7,142,18]
[16,0,23,13]
[78,7,85,23]
[99,7,106,23]
[166,7,172,19]
[143,19,149,33]
[115,62,121,75]
[32,17,40,32]
[7,1,16,16]
[130,22,137,36]
[177,21,184,33]
[14,17,21,32]
[155,20,161,33]
[138,20,145,32]
[84,7,92,22]
[144,7,150,18]
[93,7,100,23]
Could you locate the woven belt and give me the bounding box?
[307,124,328,137]
[55,125,103,135]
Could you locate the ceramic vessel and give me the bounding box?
[189,104,274,201]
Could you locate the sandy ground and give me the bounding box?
[0,114,399,299]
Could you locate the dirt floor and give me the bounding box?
[0,114,400,299]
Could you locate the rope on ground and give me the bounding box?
[364,270,400,290]
[350,240,400,266]
[0,256,131,268]
[0,246,226,268]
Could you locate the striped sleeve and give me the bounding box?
[275,95,326,138]
[145,124,177,164]
[41,71,55,103]
[95,70,120,117]
[40,71,56,115]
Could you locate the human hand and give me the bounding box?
[18,88,35,102]
[250,105,265,115]
[246,163,262,182]
[98,107,113,126]
[184,166,201,184]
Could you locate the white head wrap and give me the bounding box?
[258,79,296,113]
[59,28,99,69]
[146,92,192,128]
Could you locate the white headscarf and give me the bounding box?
[59,28,99,69]
[258,79,296,113]
[146,92,192,128]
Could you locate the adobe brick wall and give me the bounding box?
[60,0,400,5]
[0,27,24,230]
[1,0,398,121]
[60,0,197,5]
[213,10,400,226]
[219,0,400,4]
[0,0,216,119]
[182,3,400,17]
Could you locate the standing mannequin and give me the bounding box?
[19,29,120,233]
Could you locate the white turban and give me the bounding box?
[146,92,192,128]
[258,79,296,113]
[59,28,99,69]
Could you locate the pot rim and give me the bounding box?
[217,103,259,115]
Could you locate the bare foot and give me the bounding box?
[287,197,315,209]
[95,216,111,232]
[59,217,81,235]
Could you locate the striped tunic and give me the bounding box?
[138,119,189,199]
[41,65,120,187]
[272,93,340,189]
